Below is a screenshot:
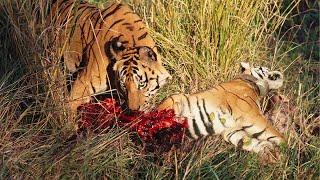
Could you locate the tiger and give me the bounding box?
[48,0,171,112]
[157,62,286,162]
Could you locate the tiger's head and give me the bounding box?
[109,40,171,111]
[240,62,284,94]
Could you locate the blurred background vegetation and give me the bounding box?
[0,0,319,179]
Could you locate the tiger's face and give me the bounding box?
[240,62,284,90]
[112,44,171,111]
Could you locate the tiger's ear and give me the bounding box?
[240,62,250,73]
[139,46,157,61]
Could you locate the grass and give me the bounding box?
[0,0,319,179]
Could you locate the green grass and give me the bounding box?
[0,0,319,179]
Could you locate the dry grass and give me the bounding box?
[0,0,319,179]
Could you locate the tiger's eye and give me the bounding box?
[138,81,146,89]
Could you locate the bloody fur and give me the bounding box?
[77,98,188,153]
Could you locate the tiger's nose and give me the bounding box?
[128,103,140,111]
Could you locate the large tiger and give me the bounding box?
[48,0,171,112]
[157,62,286,162]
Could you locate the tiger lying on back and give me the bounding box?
[158,62,286,161]
[49,0,171,112]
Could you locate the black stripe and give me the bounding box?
[196,99,214,134]
[252,129,266,139]
[81,9,98,26]
[192,118,201,137]
[226,102,233,115]
[102,18,125,39]
[196,98,207,134]
[257,140,263,146]
[267,136,277,141]
[242,124,253,130]
[107,18,125,30]
[134,19,142,23]
[149,75,160,92]
[82,10,100,40]
[185,128,192,138]
[227,129,243,142]
[202,99,215,134]
[92,10,105,29]
[237,139,244,149]
[124,11,135,15]
[58,1,74,16]
[259,67,267,77]
[136,74,142,80]
[257,71,264,79]
[132,66,139,71]
[182,94,191,112]
[143,72,148,83]
[137,32,148,40]
[169,96,175,105]
[121,40,129,44]
[149,85,159,93]
[71,8,96,38]
[122,70,128,77]
[101,2,115,13]
[132,61,138,66]
[132,35,136,46]
[102,4,122,22]
[91,82,96,93]
[96,6,112,20]
[235,116,243,122]
[126,26,134,31]
[202,99,211,120]
[119,67,127,76]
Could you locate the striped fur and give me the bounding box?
[49,0,171,112]
[158,62,286,155]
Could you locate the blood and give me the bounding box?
[77,98,188,153]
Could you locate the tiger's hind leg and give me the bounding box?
[239,135,281,164]
[223,128,281,164]
[241,116,286,147]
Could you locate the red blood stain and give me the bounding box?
[77,98,188,153]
